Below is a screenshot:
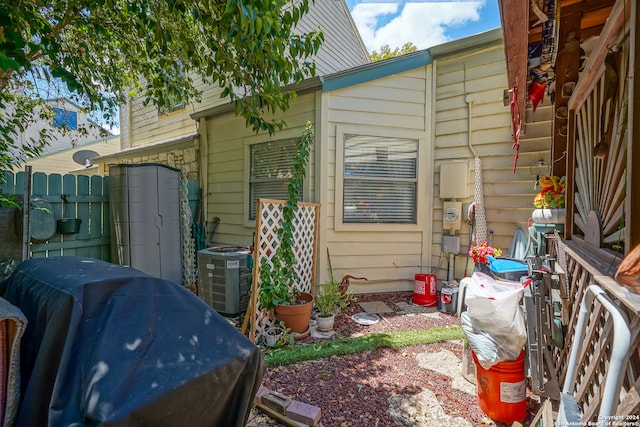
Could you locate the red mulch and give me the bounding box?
[248,291,541,427]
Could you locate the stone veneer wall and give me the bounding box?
[114,146,199,180]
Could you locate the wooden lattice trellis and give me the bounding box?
[244,198,319,344]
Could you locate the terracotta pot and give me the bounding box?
[316,313,335,332]
[275,292,313,334]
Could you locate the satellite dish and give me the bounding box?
[72,149,100,167]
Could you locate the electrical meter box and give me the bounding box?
[439,161,469,199]
[197,246,251,316]
[442,201,463,232]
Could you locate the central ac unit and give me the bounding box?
[197,246,251,316]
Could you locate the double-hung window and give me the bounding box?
[249,138,299,220]
[343,134,418,224]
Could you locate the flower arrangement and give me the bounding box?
[469,242,502,265]
[534,175,566,209]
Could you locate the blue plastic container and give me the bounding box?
[487,256,529,282]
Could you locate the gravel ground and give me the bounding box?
[246,291,541,427]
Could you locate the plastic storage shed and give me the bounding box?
[110,163,182,285]
[0,256,265,426]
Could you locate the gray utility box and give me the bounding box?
[197,247,251,316]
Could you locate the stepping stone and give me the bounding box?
[358,301,394,314]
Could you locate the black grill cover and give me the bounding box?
[0,256,264,426]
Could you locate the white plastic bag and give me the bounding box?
[465,272,524,326]
[462,272,527,369]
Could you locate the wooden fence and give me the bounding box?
[2,171,111,261]
[1,170,201,263]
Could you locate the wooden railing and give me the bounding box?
[550,236,640,419]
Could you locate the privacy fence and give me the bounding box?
[1,170,200,263]
[2,171,111,261]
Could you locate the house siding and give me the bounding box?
[124,96,201,149]
[314,31,544,293]
[432,41,542,279]
[203,92,319,247]
[296,0,370,74]
[14,98,109,161]
[120,0,368,152]
[319,67,432,293]
[13,136,121,176]
[116,28,546,294]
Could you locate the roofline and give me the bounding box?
[336,0,370,61]
[321,28,502,92]
[322,50,432,92]
[189,29,503,120]
[429,27,503,58]
[93,133,198,163]
[190,76,323,120]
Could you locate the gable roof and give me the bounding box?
[297,0,370,74]
[191,28,504,120]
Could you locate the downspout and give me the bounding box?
[198,117,209,240]
[465,95,478,158]
[424,60,436,276]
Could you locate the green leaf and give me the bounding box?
[0,56,20,72]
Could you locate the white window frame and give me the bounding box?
[243,128,311,226]
[335,125,425,232]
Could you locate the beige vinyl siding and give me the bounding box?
[203,92,319,247]
[296,0,369,74]
[14,136,121,176]
[124,0,367,150]
[125,93,202,148]
[319,67,432,293]
[123,76,226,149]
[431,41,545,279]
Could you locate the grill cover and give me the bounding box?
[0,256,264,427]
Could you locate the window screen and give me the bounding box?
[249,138,300,219]
[343,134,417,223]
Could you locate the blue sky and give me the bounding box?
[346,0,501,53]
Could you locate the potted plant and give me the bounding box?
[532,175,566,227]
[263,321,293,348]
[57,194,82,234]
[315,276,355,332]
[469,242,502,275]
[258,122,315,335]
[264,325,284,347]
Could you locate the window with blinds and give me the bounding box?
[343,134,417,224]
[249,138,300,219]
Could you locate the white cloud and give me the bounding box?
[351,1,485,53]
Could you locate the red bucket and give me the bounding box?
[473,350,526,423]
[413,274,437,307]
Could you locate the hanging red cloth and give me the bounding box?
[510,84,522,173]
[527,80,546,112]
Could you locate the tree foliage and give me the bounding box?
[369,42,418,62]
[0,0,324,175]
